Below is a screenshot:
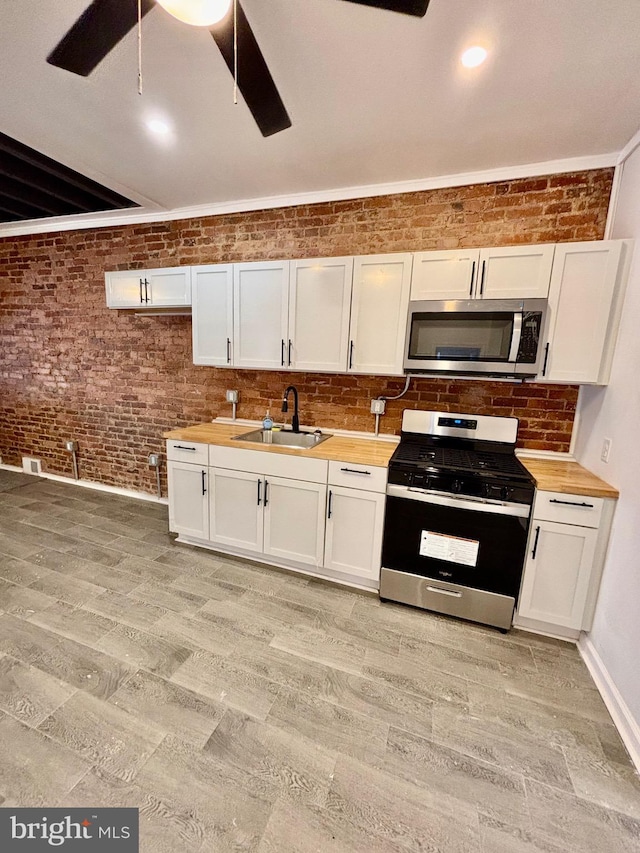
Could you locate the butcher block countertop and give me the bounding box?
[164,422,618,498]
[518,457,619,499]
[164,422,397,468]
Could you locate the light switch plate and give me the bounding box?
[601,437,612,463]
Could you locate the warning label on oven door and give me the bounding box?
[419,530,480,567]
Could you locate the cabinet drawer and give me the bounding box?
[166,440,209,466]
[210,445,328,484]
[533,491,603,528]
[328,460,387,493]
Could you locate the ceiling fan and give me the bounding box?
[47,0,430,138]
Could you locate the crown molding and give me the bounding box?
[0,151,618,240]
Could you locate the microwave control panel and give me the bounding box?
[517,312,543,364]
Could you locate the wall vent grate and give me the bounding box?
[22,457,42,475]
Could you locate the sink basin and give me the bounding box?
[232,428,332,449]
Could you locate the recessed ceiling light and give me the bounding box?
[461,46,488,68]
[146,118,171,136]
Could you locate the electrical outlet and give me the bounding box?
[370,399,386,415]
[65,440,78,453]
[148,453,160,468]
[601,437,612,463]
[226,390,239,403]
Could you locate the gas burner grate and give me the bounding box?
[393,442,526,476]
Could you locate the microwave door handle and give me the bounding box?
[508,313,523,363]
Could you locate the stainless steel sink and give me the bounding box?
[232,428,332,449]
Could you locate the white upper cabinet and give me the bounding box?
[410,245,554,301]
[233,261,289,369]
[540,240,628,384]
[192,264,234,366]
[105,267,191,308]
[349,253,413,375]
[478,245,554,299]
[411,250,479,300]
[288,257,353,372]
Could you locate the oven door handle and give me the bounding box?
[508,311,523,363]
[386,483,530,518]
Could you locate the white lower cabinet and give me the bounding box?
[167,460,209,540]
[263,477,327,566]
[518,520,598,630]
[516,490,615,635]
[209,467,264,553]
[167,442,388,590]
[323,486,385,586]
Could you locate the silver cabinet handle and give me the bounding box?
[201,471,207,496]
[281,339,285,367]
[349,340,354,370]
[257,479,262,506]
[469,260,476,297]
[340,467,371,476]
[327,489,333,519]
[174,445,196,451]
[264,479,269,506]
[139,279,144,303]
[226,338,231,364]
[479,260,486,296]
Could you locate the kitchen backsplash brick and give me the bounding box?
[0,169,611,493]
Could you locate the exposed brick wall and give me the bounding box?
[0,169,611,493]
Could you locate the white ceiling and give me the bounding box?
[2,0,640,233]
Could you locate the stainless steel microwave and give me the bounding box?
[404,298,547,378]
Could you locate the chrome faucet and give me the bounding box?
[281,385,300,433]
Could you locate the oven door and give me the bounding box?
[381,485,530,599]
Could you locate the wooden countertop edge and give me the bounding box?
[164,423,397,467]
[518,458,619,499]
[164,424,618,498]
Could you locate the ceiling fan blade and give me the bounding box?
[47,0,155,76]
[210,2,291,138]
[340,0,430,16]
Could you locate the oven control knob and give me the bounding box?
[451,480,462,494]
[501,486,513,501]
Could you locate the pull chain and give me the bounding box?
[137,0,143,95]
[233,0,238,104]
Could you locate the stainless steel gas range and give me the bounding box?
[380,410,535,631]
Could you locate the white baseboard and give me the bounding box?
[578,634,640,773]
[0,463,167,505]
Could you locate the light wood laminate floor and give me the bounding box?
[0,471,638,852]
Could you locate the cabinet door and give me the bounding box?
[167,461,209,540]
[105,271,148,308]
[233,261,289,369]
[324,487,385,585]
[541,241,624,384]
[263,477,326,567]
[349,254,413,375]
[411,250,479,300]
[518,520,598,630]
[192,264,234,366]
[209,468,264,553]
[145,267,191,307]
[479,245,554,299]
[288,257,353,372]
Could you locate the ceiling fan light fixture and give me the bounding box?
[156,0,232,27]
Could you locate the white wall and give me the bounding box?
[574,142,640,727]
